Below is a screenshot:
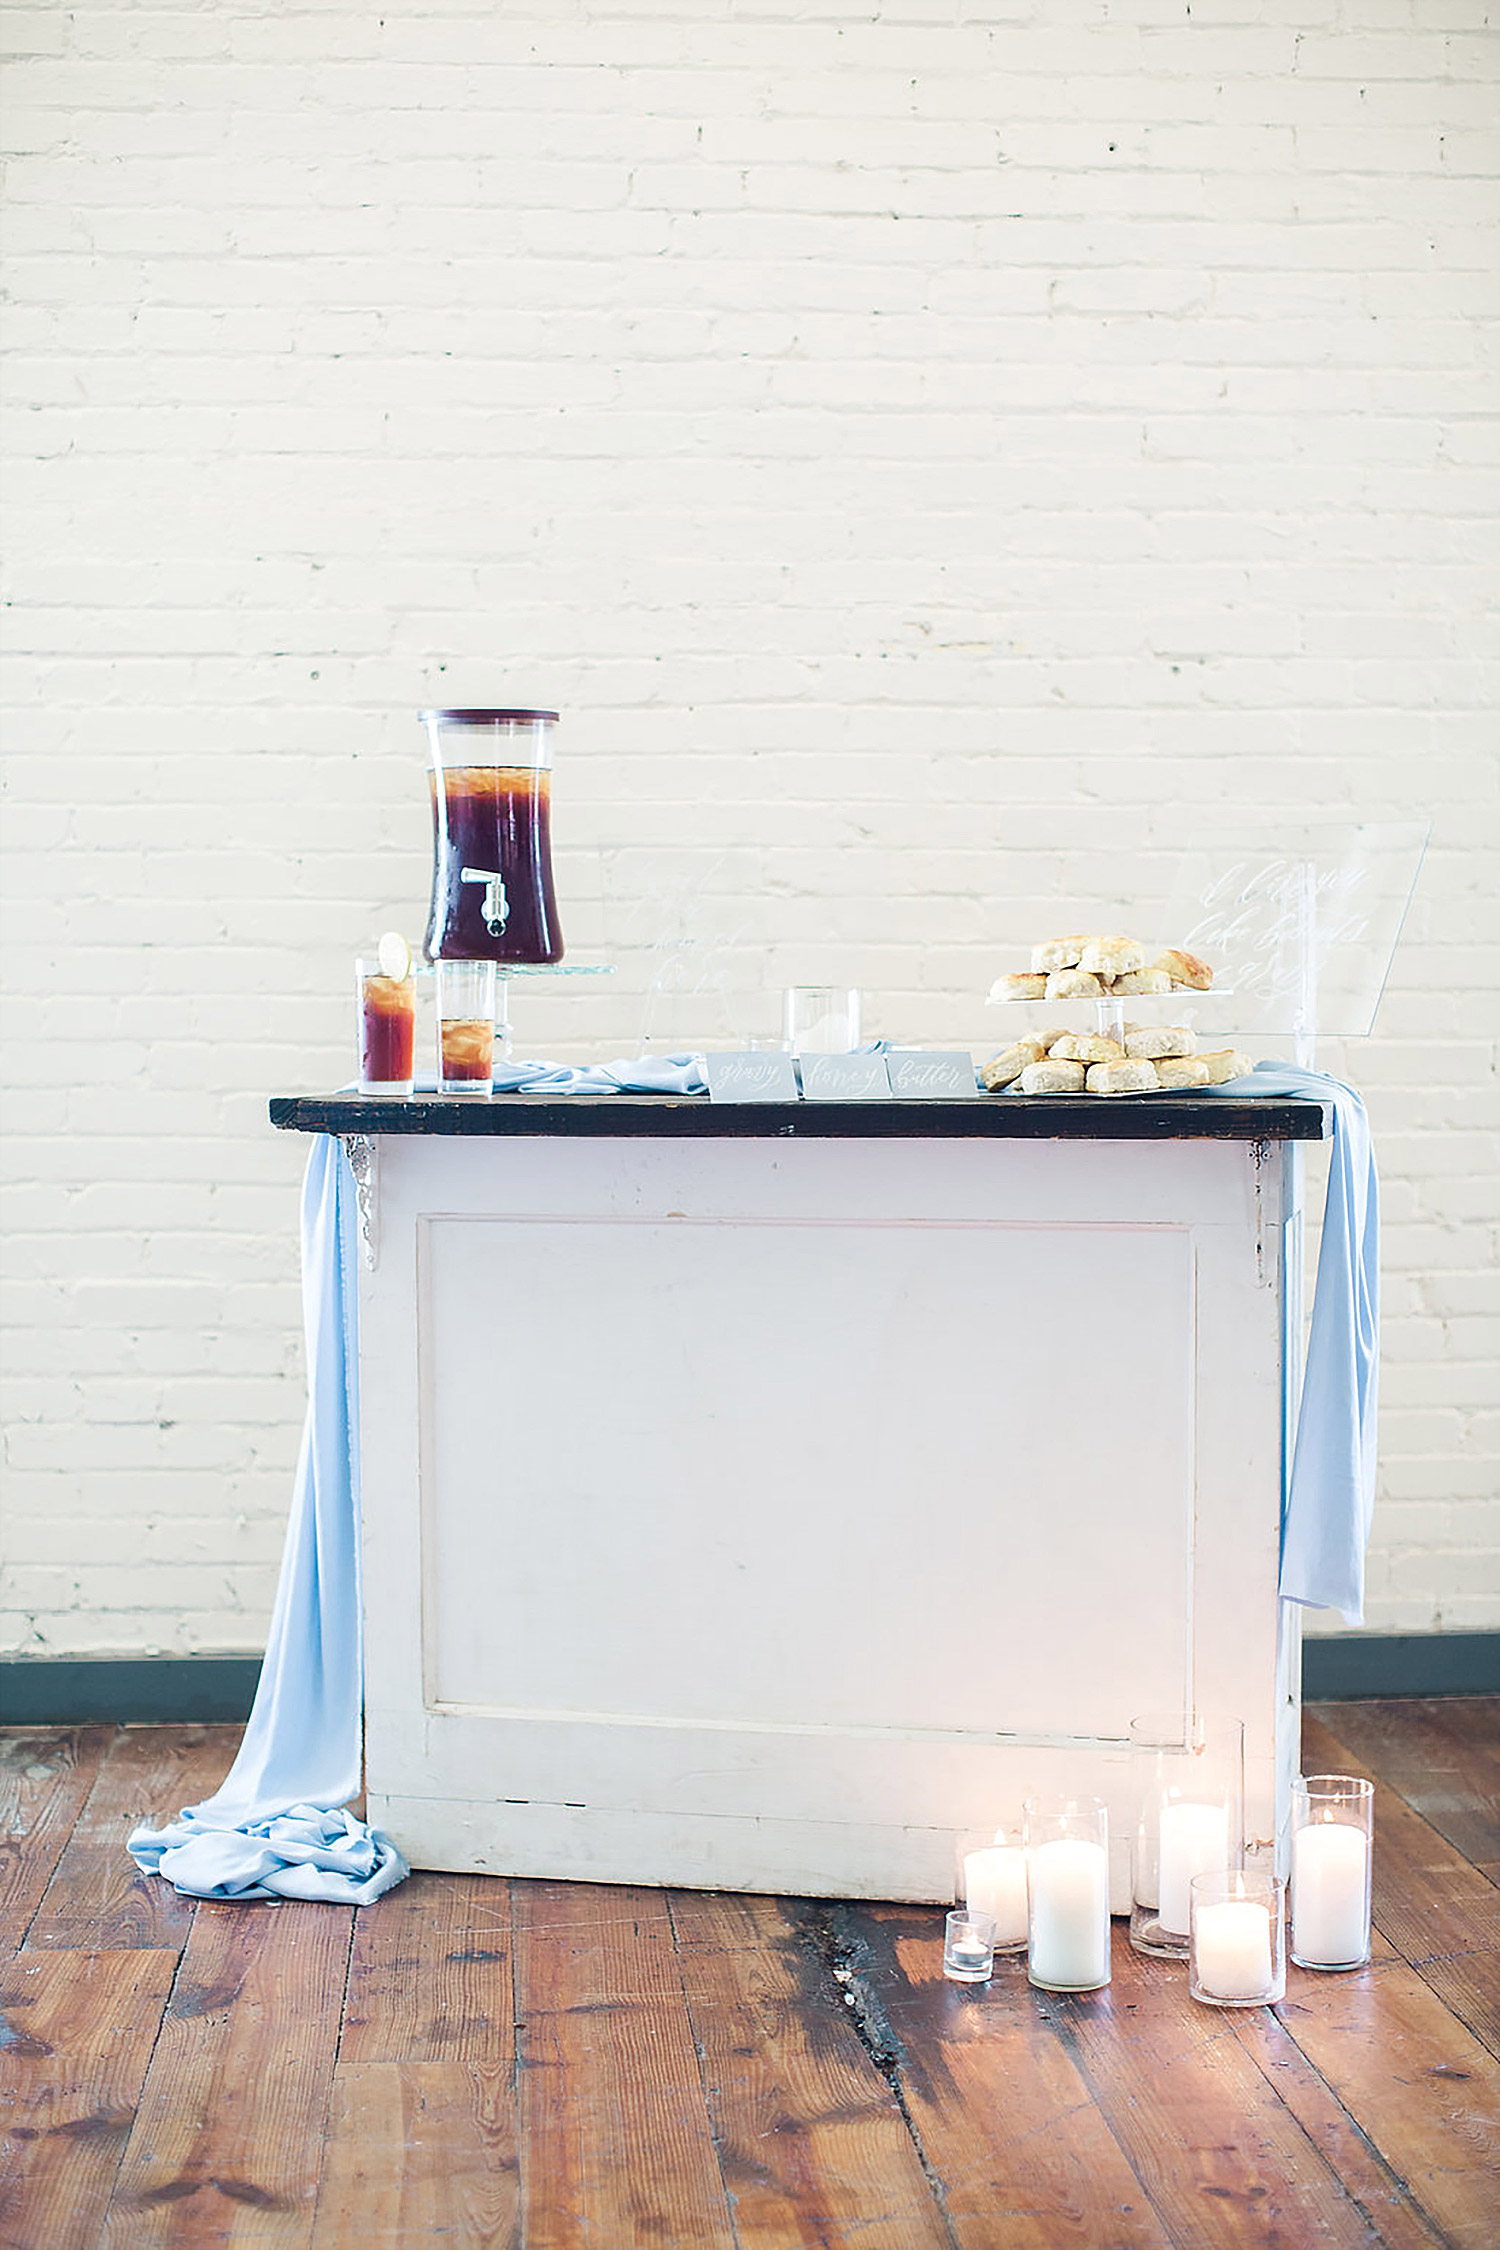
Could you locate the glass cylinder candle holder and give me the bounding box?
[943,1909,996,1984]
[1189,1871,1285,2008]
[1291,1776,1373,1971]
[437,959,497,1094]
[1129,1712,1244,1959]
[955,1827,1030,1954]
[1023,1795,1111,1993]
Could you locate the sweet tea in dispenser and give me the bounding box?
[420,707,564,963]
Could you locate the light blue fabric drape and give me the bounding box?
[1208,1060,1379,1624]
[490,1054,709,1094]
[129,1132,408,1903]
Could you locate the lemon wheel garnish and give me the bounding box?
[377,931,413,982]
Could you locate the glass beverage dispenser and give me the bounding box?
[420,708,564,964]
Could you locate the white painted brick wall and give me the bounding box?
[2,0,1496,1656]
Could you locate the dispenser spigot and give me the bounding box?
[459,866,510,938]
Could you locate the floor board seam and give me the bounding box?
[96,1863,199,2238]
[1399,1955,1500,2066]
[12,1726,105,1953]
[1025,1983,1189,2249]
[795,1901,963,2250]
[307,1906,366,2250]
[509,1871,529,2250]
[665,1889,745,2250]
[1232,2006,1451,2250]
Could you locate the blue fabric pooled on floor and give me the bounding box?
[129,1133,407,1903]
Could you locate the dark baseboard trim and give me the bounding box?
[0,1656,263,1725]
[1,1637,1495,1725]
[1303,1632,1499,1700]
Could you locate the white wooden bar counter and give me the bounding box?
[272,1088,1330,1909]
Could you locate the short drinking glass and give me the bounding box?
[438,960,497,1094]
[783,987,861,1055]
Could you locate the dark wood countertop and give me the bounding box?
[270,1091,1330,1142]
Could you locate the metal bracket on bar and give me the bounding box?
[1251,1138,1273,1287]
[344,1134,380,1271]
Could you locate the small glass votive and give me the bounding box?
[356,956,416,1097]
[1129,1711,1244,1959]
[1023,1795,1111,1993]
[783,986,861,1055]
[1291,1775,1373,1971]
[955,1827,1029,1954]
[437,959,497,1094]
[1190,1872,1285,2008]
[943,1908,996,1983]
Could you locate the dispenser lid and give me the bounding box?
[419,708,559,724]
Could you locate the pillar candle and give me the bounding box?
[1158,1799,1231,1937]
[1292,1817,1369,1966]
[1028,1837,1110,1989]
[1194,1897,1274,2001]
[963,1844,1029,1947]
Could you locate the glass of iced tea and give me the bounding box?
[437,959,496,1095]
[356,952,416,1097]
[421,708,564,964]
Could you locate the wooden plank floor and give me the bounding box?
[2,1702,1496,2249]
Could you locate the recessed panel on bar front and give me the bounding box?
[418,1211,1195,1744]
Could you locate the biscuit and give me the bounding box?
[1030,936,1090,973]
[1044,967,1105,999]
[1153,948,1214,991]
[1080,935,1147,980]
[989,972,1047,1002]
[1049,1032,1126,1065]
[1111,967,1174,996]
[1085,1057,1160,1096]
[1199,1048,1255,1085]
[980,1038,1050,1090]
[1154,1055,1211,1090]
[1019,1058,1087,1094]
[1125,1026,1197,1061]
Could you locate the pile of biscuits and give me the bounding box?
[989,934,1214,1004]
[982,1024,1254,1097]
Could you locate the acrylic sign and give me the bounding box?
[704,1051,801,1102]
[885,1050,979,1099]
[798,1052,893,1101]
